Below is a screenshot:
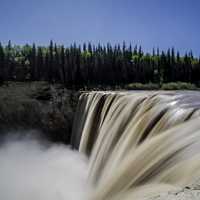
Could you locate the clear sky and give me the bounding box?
[0,0,200,55]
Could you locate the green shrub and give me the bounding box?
[125,82,159,90]
[161,82,197,90]
[124,82,198,90]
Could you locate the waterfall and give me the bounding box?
[71,91,200,200]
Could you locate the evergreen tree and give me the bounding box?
[54,43,60,81]
[138,46,143,57]
[5,40,13,80]
[48,40,54,82]
[0,43,5,84]
[30,43,37,80]
[60,45,66,84]
[37,47,43,80]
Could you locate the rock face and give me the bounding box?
[149,188,200,200]
[157,181,200,200]
[0,82,79,143]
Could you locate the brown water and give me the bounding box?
[71,91,200,200]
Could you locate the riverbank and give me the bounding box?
[0,81,79,144]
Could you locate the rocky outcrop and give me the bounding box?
[149,187,200,200]
[0,82,79,144]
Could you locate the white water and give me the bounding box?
[72,91,200,200]
[0,132,89,200]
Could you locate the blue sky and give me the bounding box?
[0,0,200,55]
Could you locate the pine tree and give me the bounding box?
[48,40,54,82]
[133,45,137,55]
[138,46,143,57]
[37,47,43,80]
[5,40,13,80]
[30,43,37,80]
[60,45,66,84]
[0,43,5,84]
[54,43,60,81]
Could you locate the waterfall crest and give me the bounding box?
[71,91,200,200]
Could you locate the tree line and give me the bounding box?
[0,40,200,87]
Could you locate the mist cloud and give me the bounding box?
[0,133,89,200]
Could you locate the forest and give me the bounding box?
[0,40,200,88]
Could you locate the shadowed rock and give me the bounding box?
[0,81,79,144]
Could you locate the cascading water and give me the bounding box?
[71,91,200,200]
